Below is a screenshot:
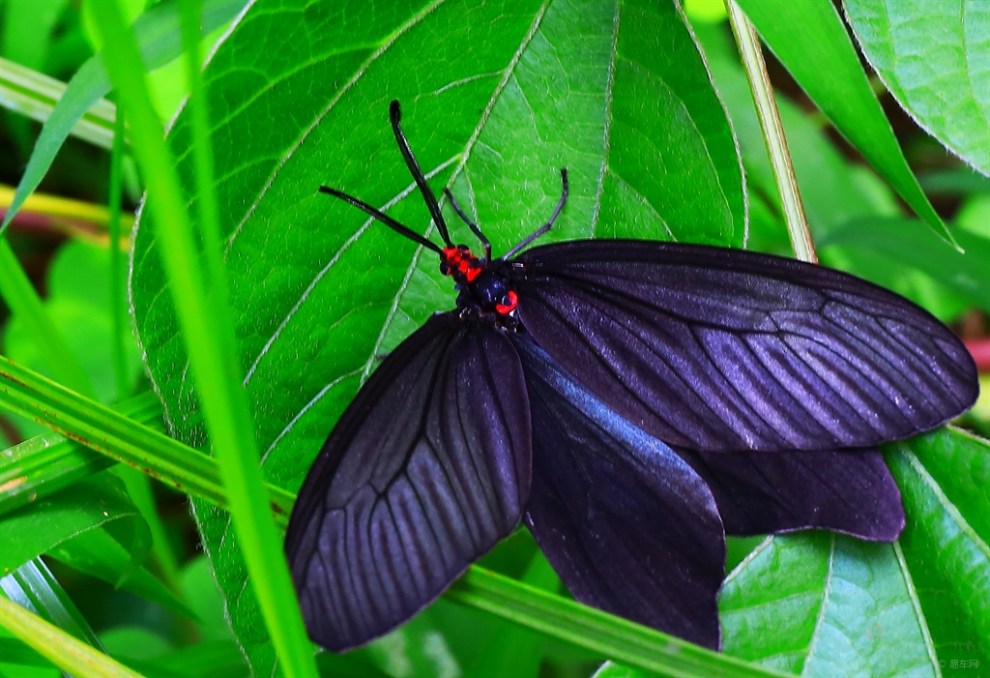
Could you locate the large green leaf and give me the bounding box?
[718,428,990,674]
[734,0,952,244]
[130,0,744,673]
[0,470,191,620]
[720,534,934,676]
[887,430,990,672]
[844,0,990,176]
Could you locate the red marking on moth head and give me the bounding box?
[441,245,482,283]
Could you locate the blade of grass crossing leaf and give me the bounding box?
[2,356,788,673]
[726,0,815,263]
[0,391,161,517]
[109,110,130,399]
[0,431,109,516]
[86,3,317,676]
[447,567,786,677]
[106,106,181,590]
[734,0,955,247]
[180,0,224,296]
[0,241,93,396]
[0,355,295,522]
[0,594,140,678]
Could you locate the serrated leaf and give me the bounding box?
[887,431,990,671]
[719,428,990,676]
[719,533,935,677]
[130,0,744,672]
[845,0,990,175]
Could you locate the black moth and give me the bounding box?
[285,101,978,652]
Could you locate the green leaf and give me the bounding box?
[693,20,975,319]
[887,430,990,671]
[734,0,953,245]
[0,355,294,520]
[0,0,246,236]
[47,527,193,620]
[0,471,192,621]
[844,0,990,175]
[1,558,105,653]
[819,216,990,314]
[0,0,69,157]
[720,534,935,676]
[0,57,116,150]
[0,476,146,576]
[98,628,173,675]
[0,594,142,678]
[130,1,744,673]
[719,427,990,675]
[1,0,68,72]
[0,431,112,518]
[123,640,248,678]
[692,20,896,246]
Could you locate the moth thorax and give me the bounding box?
[469,269,518,315]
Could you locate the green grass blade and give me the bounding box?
[0,355,787,675]
[0,594,141,678]
[3,559,105,652]
[87,2,317,674]
[0,354,295,519]
[108,111,130,400]
[449,567,786,678]
[0,57,116,149]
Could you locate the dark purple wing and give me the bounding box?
[513,240,978,452]
[675,447,904,541]
[285,314,531,651]
[515,334,725,650]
